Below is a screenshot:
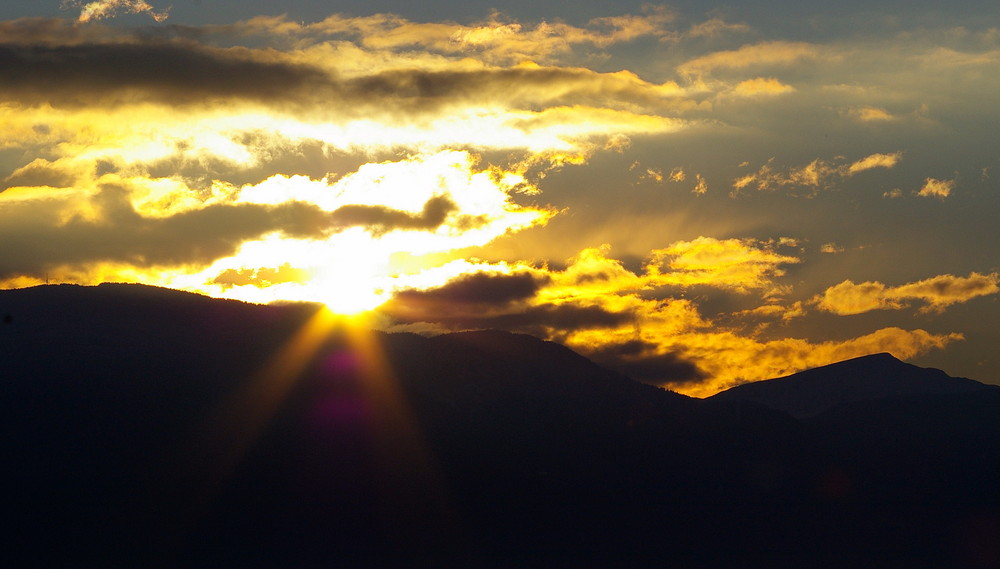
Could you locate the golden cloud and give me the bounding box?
[373,240,967,396]
[692,173,708,195]
[814,272,999,315]
[240,9,676,65]
[917,177,955,199]
[844,106,896,122]
[733,300,806,322]
[813,280,900,315]
[677,41,823,78]
[63,0,169,23]
[732,151,904,195]
[686,18,751,39]
[890,272,1000,312]
[661,326,963,397]
[883,188,904,199]
[847,151,904,174]
[559,292,960,397]
[645,236,799,293]
[729,77,795,97]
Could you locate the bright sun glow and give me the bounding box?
[137,150,553,315]
[307,245,393,315]
[185,230,396,315]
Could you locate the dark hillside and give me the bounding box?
[2,284,999,568]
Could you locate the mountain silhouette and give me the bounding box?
[3,284,1000,568]
[710,352,996,418]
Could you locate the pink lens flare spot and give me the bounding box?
[323,351,361,376]
[308,395,370,430]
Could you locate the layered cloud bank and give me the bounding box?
[2,6,998,393]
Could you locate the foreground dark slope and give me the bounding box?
[711,354,1000,568]
[711,353,1000,496]
[3,284,999,568]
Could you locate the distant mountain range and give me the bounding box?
[3,284,1000,569]
[710,351,996,418]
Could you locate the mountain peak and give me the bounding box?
[710,352,992,418]
[857,351,897,361]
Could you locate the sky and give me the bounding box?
[1,0,998,396]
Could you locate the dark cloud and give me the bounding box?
[583,340,707,385]
[329,195,455,236]
[380,271,550,330]
[391,271,546,307]
[473,303,633,332]
[0,186,455,278]
[586,339,654,358]
[382,293,632,338]
[571,270,618,285]
[0,40,328,107]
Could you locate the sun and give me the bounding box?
[304,234,395,316]
[179,228,395,315]
[307,273,391,316]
